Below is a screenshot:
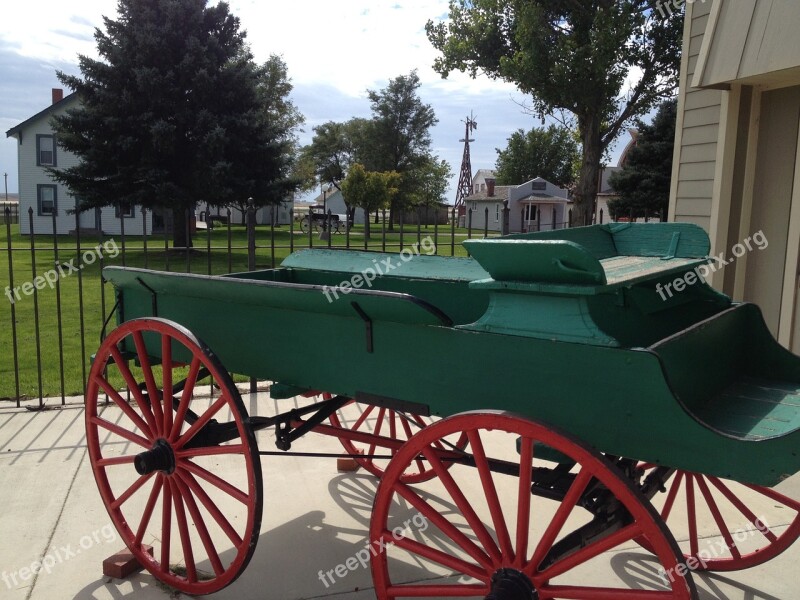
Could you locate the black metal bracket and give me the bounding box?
[351,301,373,353]
[135,276,158,316]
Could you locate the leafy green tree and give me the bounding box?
[227,54,305,223]
[495,125,580,188]
[362,71,438,227]
[427,1,683,225]
[608,98,677,220]
[341,164,400,239]
[302,120,361,188]
[52,0,298,246]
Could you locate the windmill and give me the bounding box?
[454,113,477,212]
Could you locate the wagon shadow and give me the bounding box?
[611,553,787,600]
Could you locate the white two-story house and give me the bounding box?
[6,89,153,236]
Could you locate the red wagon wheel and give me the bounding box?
[86,318,262,595]
[638,464,800,571]
[328,397,468,484]
[370,411,697,599]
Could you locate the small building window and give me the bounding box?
[37,185,57,216]
[481,183,486,192]
[115,202,135,218]
[495,204,499,222]
[36,135,57,167]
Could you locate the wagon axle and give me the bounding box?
[485,568,537,600]
[134,439,175,475]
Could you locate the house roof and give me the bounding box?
[518,193,571,204]
[465,186,511,201]
[5,93,79,140]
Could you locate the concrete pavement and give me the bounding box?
[0,391,798,600]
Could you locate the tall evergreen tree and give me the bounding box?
[608,98,677,220]
[51,0,297,246]
[427,1,683,225]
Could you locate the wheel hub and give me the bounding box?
[485,568,537,600]
[134,439,175,475]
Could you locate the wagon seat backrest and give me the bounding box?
[648,304,750,415]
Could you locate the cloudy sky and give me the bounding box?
[0,0,631,202]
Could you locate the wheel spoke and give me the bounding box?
[110,345,160,437]
[174,395,229,449]
[96,455,137,467]
[467,430,514,559]
[178,469,243,547]
[161,479,172,572]
[91,416,150,448]
[111,472,155,510]
[132,331,163,434]
[175,444,245,459]
[686,475,699,557]
[709,476,778,542]
[385,583,488,597]
[660,471,684,521]
[351,403,375,431]
[527,468,593,575]
[387,530,487,581]
[161,334,173,437]
[136,475,164,546]
[398,415,425,473]
[369,407,387,456]
[537,523,641,581]
[515,437,534,568]
[173,473,225,576]
[422,443,502,564]
[95,376,152,438]
[170,478,197,583]
[539,586,676,599]
[179,459,249,504]
[393,480,493,570]
[170,357,202,441]
[695,475,740,559]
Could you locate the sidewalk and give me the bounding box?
[0,393,798,600]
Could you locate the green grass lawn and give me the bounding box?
[0,221,485,400]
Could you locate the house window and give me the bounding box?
[115,202,135,218]
[36,135,57,167]
[495,204,500,222]
[37,185,57,216]
[531,181,547,191]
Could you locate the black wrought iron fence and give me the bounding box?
[0,199,638,405]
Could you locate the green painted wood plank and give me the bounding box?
[280,248,489,282]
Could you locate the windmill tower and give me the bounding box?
[454,113,477,212]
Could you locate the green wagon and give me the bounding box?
[86,223,800,598]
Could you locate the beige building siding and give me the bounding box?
[669,0,724,234]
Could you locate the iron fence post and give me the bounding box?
[28,208,43,408]
[51,208,65,405]
[5,207,20,406]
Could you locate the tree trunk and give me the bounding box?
[388,200,395,231]
[172,207,193,248]
[364,213,371,240]
[574,114,603,227]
